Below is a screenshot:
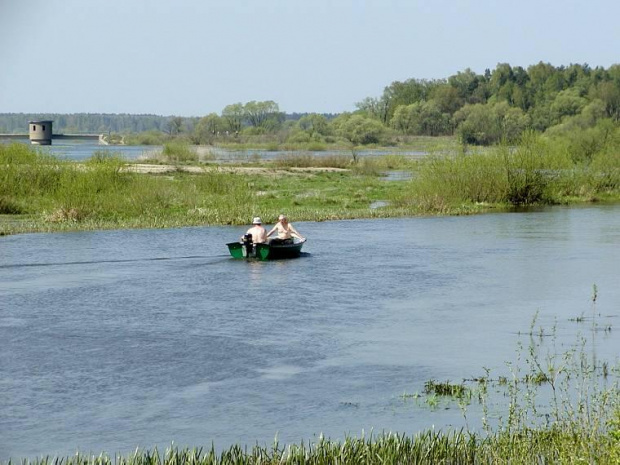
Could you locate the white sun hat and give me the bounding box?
[252,217,262,224]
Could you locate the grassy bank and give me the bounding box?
[5,428,618,465]
[402,130,620,213]
[2,128,620,235]
[0,143,429,235]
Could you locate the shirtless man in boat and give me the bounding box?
[242,217,268,244]
[266,214,305,245]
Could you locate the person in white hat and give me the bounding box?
[266,214,305,245]
[241,216,267,244]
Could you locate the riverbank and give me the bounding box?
[1,133,620,236]
[5,427,618,464]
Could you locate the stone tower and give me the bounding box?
[29,120,53,145]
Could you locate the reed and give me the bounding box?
[160,141,199,164]
[0,144,255,232]
[404,130,620,212]
[424,379,469,398]
[5,427,617,464]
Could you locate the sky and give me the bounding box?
[1,0,619,117]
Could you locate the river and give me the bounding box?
[3,140,427,162]
[1,205,619,459]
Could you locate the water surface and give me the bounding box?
[2,140,427,162]
[1,205,619,459]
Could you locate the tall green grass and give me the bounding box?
[0,143,253,228]
[403,130,620,212]
[160,141,199,164]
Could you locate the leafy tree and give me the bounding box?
[371,78,442,124]
[430,84,463,114]
[221,103,244,133]
[414,101,452,136]
[494,102,530,142]
[546,118,619,164]
[550,89,588,123]
[528,103,554,132]
[489,63,515,95]
[356,96,391,124]
[594,81,620,121]
[391,105,413,133]
[562,63,592,92]
[193,113,224,144]
[167,117,184,135]
[334,114,385,145]
[511,85,529,110]
[447,68,488,104]
[544,100,607,140]
[391,101,452,136]
[297,113,331,137]
[455,102,529,145]
[526,62,557,104]
[454,104,496,144]
[243,101,283,130]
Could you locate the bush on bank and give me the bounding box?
[401,127,620,212]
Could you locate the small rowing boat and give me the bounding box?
[227,235,305,260]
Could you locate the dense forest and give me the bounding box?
[1,62,619,146]
[0,113,196,135]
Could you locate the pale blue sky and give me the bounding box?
[1,0,619,116]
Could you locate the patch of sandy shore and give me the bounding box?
[123,164,349,175]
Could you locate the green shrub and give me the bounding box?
[589,147,620,191]
[162,141,199,164]
[408,132,576,210]
[0,196,25,214]
[0,142,43,164]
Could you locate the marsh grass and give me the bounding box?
[1,143,417,234]
[7,427,619,464]
[161,141,199,164]
[3,133,620,235]
[403,130,620,212]
[0,143,255,232]
[424,380,469,398]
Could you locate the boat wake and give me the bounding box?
[0,255,230,269]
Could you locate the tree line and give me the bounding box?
[355,62,620,145]
[2,62,619,146]
[0,113,179,135]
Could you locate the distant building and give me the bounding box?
[29,120,53,145]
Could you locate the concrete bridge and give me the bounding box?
[0,133,108,145]
[0,120,108,145]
